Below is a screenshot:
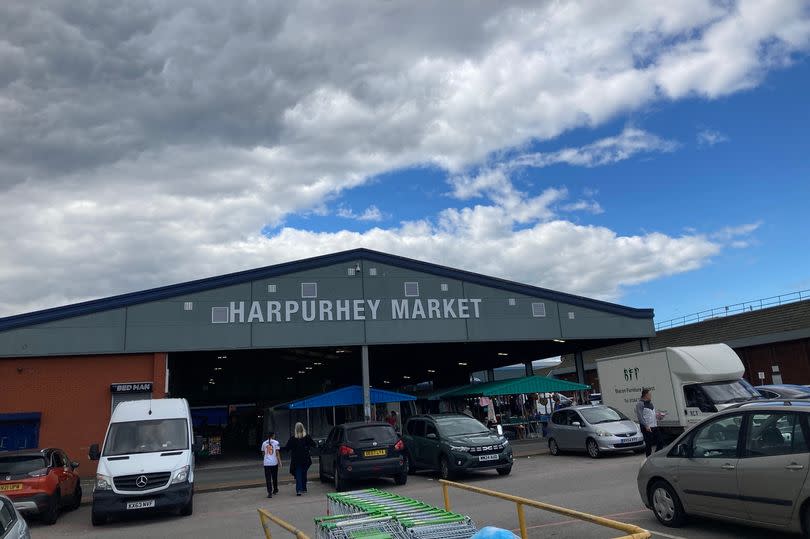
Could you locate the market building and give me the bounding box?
[0,249,655,476]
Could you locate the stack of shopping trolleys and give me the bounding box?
[317,488,478,539]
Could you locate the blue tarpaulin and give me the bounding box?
[280,385,416,410]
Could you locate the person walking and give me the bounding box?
[261,431,280,498]
[284,422,316,496]
[635,388,664,456]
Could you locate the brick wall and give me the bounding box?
[0,353,166,477]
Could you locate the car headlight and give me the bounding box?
[449,445,470,453]
[95,473,112,491]
[595,430,613,437]
[171,465,190,484]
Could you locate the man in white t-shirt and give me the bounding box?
[261,431,281,498]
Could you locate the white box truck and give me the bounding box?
[596,344,761,440]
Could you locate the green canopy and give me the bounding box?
[444,376,589,398]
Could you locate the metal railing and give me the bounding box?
[440,479,650,539]
[655,289,810,330]
[258,508,311,539]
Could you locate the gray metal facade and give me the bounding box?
[0,249,655,358]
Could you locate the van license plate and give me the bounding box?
[0,483,22,491]
[126,500,156,510]
[363,449,387,458]
[478,454,499,462]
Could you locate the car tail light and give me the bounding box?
[338,445,355,456]
[394,440,405,452]
[27,468,48,478]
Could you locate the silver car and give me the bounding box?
[638,400,810,535]
[0,494,30,539]
[547,405,644,458]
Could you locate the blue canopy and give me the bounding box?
[280,385,416,410]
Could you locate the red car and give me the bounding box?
[0,448,82,524]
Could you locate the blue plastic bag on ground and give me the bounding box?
[471,526,520,539]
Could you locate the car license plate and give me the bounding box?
[126,500,156,510]
[363,449,387,458]
[478,454,499,462]
[0,483,22,492]
[622,437,641,443]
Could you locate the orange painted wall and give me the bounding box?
[0,353,167,477]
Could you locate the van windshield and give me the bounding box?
[103,418,189,456]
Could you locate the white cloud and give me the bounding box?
[561,200,605,215]
[0,1,807,317]
[697,129,730,146]
[512,128,679,169]
[337,205,385,222]
[711,221,763,241]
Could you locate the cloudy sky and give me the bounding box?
[1,1,809,324]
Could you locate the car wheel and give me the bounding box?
[394,463,408,486]
[496,466,512,476]
[549,438,560,456]
[406,453,417,475]
[439,456,454,480]
[69,483,83,511]
[179,493,193,516]
[650,480,686,527]
[91,508,106,526]
[334,467,346,492]
[586,438,601,459]
[42,491,60,525]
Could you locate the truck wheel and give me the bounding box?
[42,492,60,525]
[549,438,560,456]
[91,509,106,526]
[650,480,686,527]
[586,438,601,459]
[179,493,193,516]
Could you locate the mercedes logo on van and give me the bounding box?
[136,475,148,488]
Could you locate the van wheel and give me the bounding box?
[549,438,560,456]
[69,483,83,510]
[42,492,60,525]
[91,509,106,526]
[650,480,686,527]
[586,438,601,459]
[179,493,193,516]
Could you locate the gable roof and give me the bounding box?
[0,248,653,332]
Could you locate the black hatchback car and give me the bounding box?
[402,414,513,479]
[318,422,408,491]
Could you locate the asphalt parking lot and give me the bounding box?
[27,452,803,538]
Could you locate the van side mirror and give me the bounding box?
[89,444,100,461]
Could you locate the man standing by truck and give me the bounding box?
[636,389,663,456]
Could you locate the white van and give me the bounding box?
[88,398,195,526]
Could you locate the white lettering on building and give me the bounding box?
[214,297,484,324]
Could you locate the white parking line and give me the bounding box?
[651,531,690,539]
